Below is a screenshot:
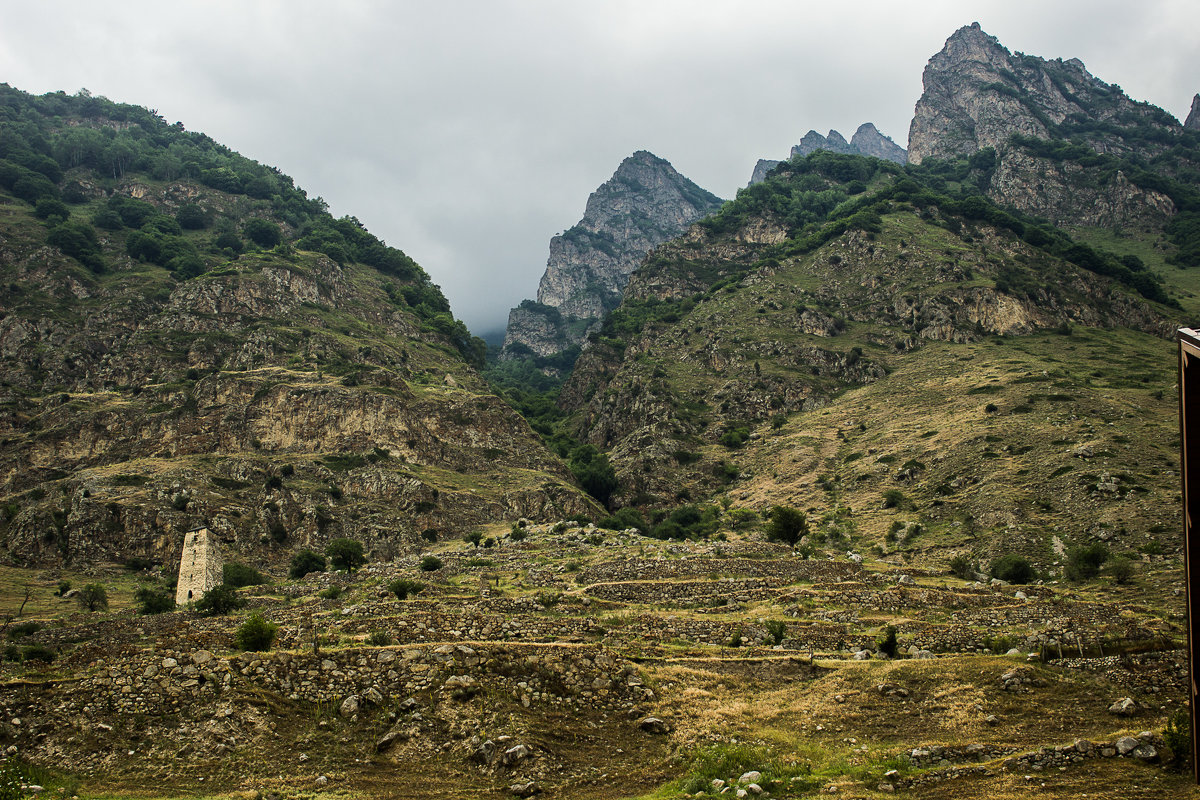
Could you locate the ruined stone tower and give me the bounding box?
[176,526,222,606]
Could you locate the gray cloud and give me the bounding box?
[1,0,1196,334]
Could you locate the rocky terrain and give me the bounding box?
[0,519,1192,799]
[502,152,723,367]
[0,20,1199,800]
[0,87,596,574]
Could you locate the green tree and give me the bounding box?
[34,197,69,222]
[47,220,104,272]
[765,506,808,545]
[215,230,244,253]
[244,217,282,248]
[1066,543,1110,581]
[195,584,245,615]
[175,203,209,229]
[235,613,279,651]
[289,549,327,579]
[569,445,619,507]
[325,538,366,572]
[77,583,108,612]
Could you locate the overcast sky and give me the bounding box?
[1,1,1197,336]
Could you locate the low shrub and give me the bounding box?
[195,584,245,615]
[223,562,268,588]
[990,554,1036,584]
[877,624,899,658]
[1066,543,1109,581]
[419,555,443,572]
[367,631,393,647]
[388,578,425,600]
[6,621,41,640]
[77,583,108,612]
[135,586,175,614]
[949,554,977,581]
[235,613,278,652]
[1109,556,1135,584]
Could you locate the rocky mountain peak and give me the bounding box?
[503,152,723,363]
[1186,93,1200,129]
[849,123,908,163]
[907,23,1171,165]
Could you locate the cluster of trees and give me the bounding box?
[701,151,899,238]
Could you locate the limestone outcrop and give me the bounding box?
[1185,93,1200,129]
[907,22,1176,165]
[502,151,723,364]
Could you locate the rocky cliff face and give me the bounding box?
[906,23,1194,231]
[1186,94,1200,129]
[987,148,1176,229]
[849,123,908,163]
[908,23,1175,165]
[502,151,723,362]
[749,124,905,185]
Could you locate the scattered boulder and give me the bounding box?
[639,716,670,735]
[1108,697,1137,717]
[339,695,359,717]
[509,781,539,797]
[501,744,531,768]
[375,726,410,752]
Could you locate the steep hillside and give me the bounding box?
[0,85,594,569]
[559,150,1180,579]
[502,151,723,367]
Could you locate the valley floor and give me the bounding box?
[0,523,1195,799]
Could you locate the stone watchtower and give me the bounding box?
[176,526,223,606]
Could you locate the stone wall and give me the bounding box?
[23,642,652,722]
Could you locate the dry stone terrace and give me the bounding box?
[0,519,1189,797]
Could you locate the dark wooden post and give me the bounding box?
[1178,327,1200,782]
